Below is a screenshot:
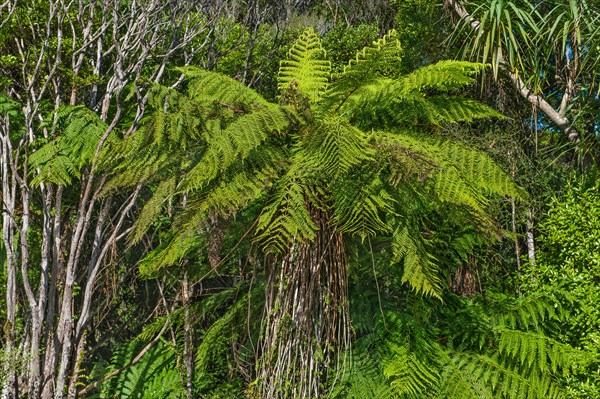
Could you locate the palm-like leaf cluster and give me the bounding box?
[452,0,600,89]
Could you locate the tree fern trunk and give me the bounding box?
[450,256,477,297]
[258,206,350,399]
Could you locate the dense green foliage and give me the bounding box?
[1,1,599,398]
[523,181,600,398]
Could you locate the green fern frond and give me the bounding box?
[487,293,561,331]
[91,339,182,399]
[451,352,563,399]
[374,130,519,231]
[320,30,402,116]
[432,166,489,216]
[278,28,331,103]
[497,329,578,375]
[139,163,277,275]
[194,289,259,375]
[435,360,483,399]
[0,94,21,116]
[438,141,527,199]
[30,106,108,186]
[345,61,498,132]
[138,231,198,277]
[255,165,316,254]
[300,116,373,177]
[331,173,394,238]
[337,375,396,399]
[397,61,488,94]
[130,177,177,245]
[102,103,201,191]
[392,225,442,298]
[182,104,287,192]
[412,96,504,126]
[180,66,270,110]
[384,341,439,398]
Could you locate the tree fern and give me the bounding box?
[105,28,530,399]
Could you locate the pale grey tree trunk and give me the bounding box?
[526,208,536,267]
[183,272,194,399]
[1,109,19,399]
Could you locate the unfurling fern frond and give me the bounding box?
[278,28,331,103]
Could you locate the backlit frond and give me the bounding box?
[30,106,108,186]
[278,28,331,103]
[320,30,402,116]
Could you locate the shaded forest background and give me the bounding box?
[0,0,599,398]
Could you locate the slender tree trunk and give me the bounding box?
[508,151,522,295]
[41,185,63,399]
[1,113,18,399]
[182,272,194,399]
[0,1,216,396]
[526,208,536,267]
